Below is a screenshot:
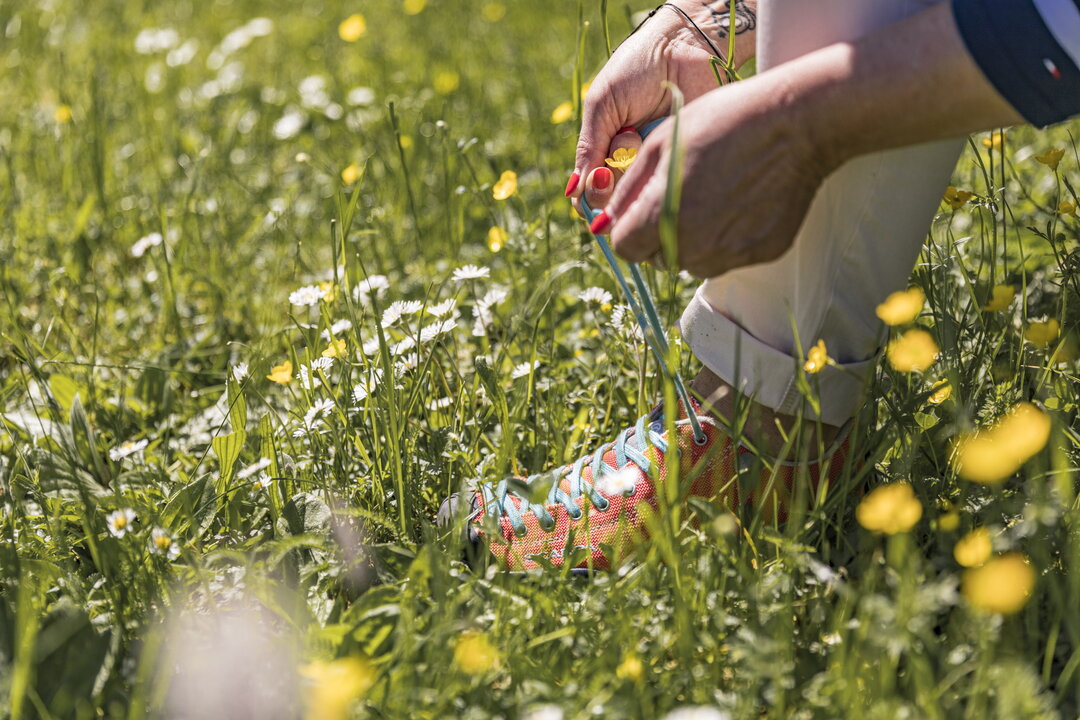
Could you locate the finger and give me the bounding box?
[597,135,663,233]
[610,171,666,263]
[583,167,615,213]
[605,128,643,183]
[568,88,622,199]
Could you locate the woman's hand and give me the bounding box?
[597,74,829,278]
[594,1,1022,278]
[568,1,757,212]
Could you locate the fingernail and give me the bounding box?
[589,210,613,234]
[617,126,636,135]
[593,167,613,190]
[564,171,581,197]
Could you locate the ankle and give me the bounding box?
[688,367,845,458]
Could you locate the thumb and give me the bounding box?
[568,88,624,199]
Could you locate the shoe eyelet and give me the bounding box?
[595,498,610,512]
[513,525,528,537]
[540,518,555,532]
[693,431,709,446]
[569,509,583,521]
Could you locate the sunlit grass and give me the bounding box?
[1,1,1079,718]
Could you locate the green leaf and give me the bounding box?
[69,395,110,487]
[160,475,217,540]
[211,429,247,487]
[914,411,939,431]
[48,375,80,413]
[227,381,247,433]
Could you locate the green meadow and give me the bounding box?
[2,1,1080,718]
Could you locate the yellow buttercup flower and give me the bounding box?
[487,226,507,253]
[856,482,923,535]
[341,163,361,185]
[962,553,1035,615]
[875,287,925,326]
[267,360,293,384]
[1024,318,1060,348]
[492,170,517,200]
[323,339,346,358]
[433,70,460,95]
[982,130,1005,151]
[482,2,506,22]
[954,527,992,568]
[605,147,638,171]
[550,101,574,124]
[938,511,960,532]
[943,186,973,210]
[300,657,375,720]
[1035,148,1065,170]
[54,104,72,123]
[952,402,1051,484]
[616,654,644,682]
[338,14,367,42]
[886,328,939,372]
[403,0,426,14]
[803,339,830,374]
[318,281,337,302]
[453,631,499,674]
[982,284,1015,312]
[928,379,951,405]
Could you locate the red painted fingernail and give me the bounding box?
[617,126,636,135]
[593,167,613,190]
[589,210,612,234]
[564,171,581,197]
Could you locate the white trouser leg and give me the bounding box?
[679,0,964,426]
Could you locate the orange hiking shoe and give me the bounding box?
[438,398,852,572]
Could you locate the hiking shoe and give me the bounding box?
[438,398,852,572]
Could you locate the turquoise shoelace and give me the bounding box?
[481,413,670,536]
[481,117,705,535]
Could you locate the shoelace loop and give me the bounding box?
[480,413,670,536]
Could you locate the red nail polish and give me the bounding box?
[593,167,613,191]
[589,210,612,234]
[564,172,581,197]
[617,126,636,135]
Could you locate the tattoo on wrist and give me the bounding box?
[703,1,756,38]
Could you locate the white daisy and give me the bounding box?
[426,298,457,317]
[352,274,390,302]
[420,317,458,343]
[395,353,419,373]
[289,284,323,307]
[312,398,335,416]
[597,466,639,497]
[578,287,614,306]
[381,300,424,327]
[352,368,384,404]
[452,264,490,282]
[361,338,381,356]
[131,232,163,258]
[426,397,453,411]
[232,362,249,383]
[149,527,181,560]
[106,508,137,538]
[322,319,353,340]
[391,336,416,356]
[109,438,148,462]
[511,361,540,380]
[472,287,507,337]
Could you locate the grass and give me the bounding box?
[1,1,1079,718]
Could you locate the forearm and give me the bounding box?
[770,1,1022,172]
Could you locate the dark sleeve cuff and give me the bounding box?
[952,0,1080,127]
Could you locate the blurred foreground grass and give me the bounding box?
[2,1,1080,718]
